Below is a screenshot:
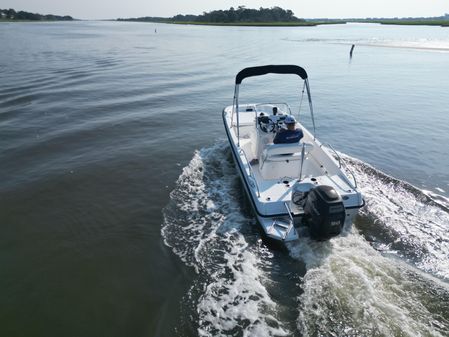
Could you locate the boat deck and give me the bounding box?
[253,165,352,197]
[249,160,356,213]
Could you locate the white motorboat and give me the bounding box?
[222,65,364,242]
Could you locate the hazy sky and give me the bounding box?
[2,0,448,20]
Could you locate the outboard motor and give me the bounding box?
[303,185,346,240]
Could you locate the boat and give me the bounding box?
[222,65,364,242]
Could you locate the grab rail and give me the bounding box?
[299,143,306,181]
[323,143,358,189]
[284,202,294,222]
[239,148,261,197]
[283,202,294,240]
[325,143,342,168]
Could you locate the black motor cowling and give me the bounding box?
[303,185,346,240]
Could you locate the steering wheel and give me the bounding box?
[258,116,276,133]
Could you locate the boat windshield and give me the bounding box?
[254,103,292,117]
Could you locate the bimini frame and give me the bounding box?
[231,65,316,146]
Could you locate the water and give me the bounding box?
[1,21,449,336]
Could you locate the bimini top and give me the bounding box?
[235,65,308,84]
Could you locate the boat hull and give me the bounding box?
[223,105,364,242]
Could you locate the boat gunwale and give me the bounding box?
[222,108,365,218]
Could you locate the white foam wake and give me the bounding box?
[286,150,449,336]
[162,143,290,336]
[197,234,289,337]
[289,232,449,337]
[344,155,449,280]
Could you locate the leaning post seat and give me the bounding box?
[262,143,302,159]
[259,142,313,180]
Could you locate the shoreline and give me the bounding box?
[355,20,449,27]
[116,20,347,27]
[118,19,448,27]
[1,19,447,27]
[0,19,75,22]
[171,21,318,26]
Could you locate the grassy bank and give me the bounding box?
[171,21,318,26]
[378,20,449,27]
[352,19,449,27]
[0,19,64,22]
[120,20,347,27]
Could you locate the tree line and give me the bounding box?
[174,6,304,23]
[0,8,73,21]
[118,6,304,23]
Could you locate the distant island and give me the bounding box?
[0,8,74,21]
[118,6,322,26]
[117,7,449,27]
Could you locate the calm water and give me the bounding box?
[1,21,449,337]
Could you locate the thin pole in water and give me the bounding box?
[350,44,355,58]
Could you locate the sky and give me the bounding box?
[1,0,448,20]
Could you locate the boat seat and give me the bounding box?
[262,143,302,161]
[262,143,313,161]
[259,142,314,179]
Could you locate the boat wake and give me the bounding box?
[162,142,449,336]
[162,143,291,336]
[289,233,449,337]
[344,154,449,281]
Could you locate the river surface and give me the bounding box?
[1,21,449,337]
